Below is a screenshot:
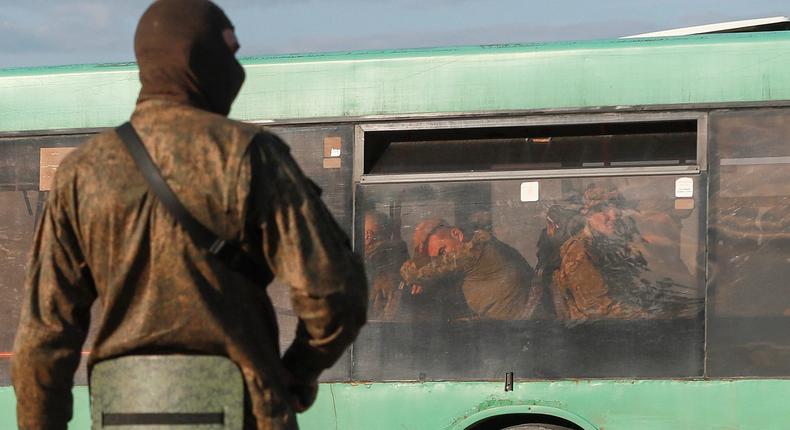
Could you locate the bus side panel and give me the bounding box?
[707,108,790,376]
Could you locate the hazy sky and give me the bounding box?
[1,0,788,68]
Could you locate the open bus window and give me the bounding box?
[353,175,705,380]
[707,109,790,377]
[364,120,698,175]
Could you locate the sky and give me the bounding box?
[1,0,788,69]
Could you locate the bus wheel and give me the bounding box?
[503,425,575,430]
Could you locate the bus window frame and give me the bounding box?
[353,112,709,185]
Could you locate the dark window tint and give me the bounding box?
[707,109,790,377]
[364,121,697,175]
[353,175,705,380]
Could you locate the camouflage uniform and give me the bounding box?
[14,2,368,428]
[400,230,535,320]
[11,102,366,430]
[365,238,409,321]
[552,228,649,321]
[552,184,700,322]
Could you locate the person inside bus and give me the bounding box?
[364,211,410,321]
[11,1,367,429]
[533,204,586,319]
[400,218,537,320]
[552,184,698,323]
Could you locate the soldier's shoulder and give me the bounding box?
[205,112,263,142]
[250,129,293,163]
[55,130,118,176]
[45,130,116,197]
[559,232,590,259]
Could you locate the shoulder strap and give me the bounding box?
[116,122,270,284]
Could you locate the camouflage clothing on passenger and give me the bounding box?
[553,228,649,320]
[400,230,535,320]
[366,238,410,321]
[552,184,700,322]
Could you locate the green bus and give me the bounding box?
[2,31,790,430]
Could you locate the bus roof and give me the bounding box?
[622,16,790,38]
[3,31,790,133]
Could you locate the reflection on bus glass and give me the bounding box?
[706,110,790,377]
[400,219,538,320]
[364,211,410,321]
[360,179,704,324]
[552,184,701,323]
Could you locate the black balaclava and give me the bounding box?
[134,0,245,116]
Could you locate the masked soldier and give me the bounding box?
[11,1,367,429]
[400,219,536,320]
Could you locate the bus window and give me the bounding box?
[352,175,705,381]
[708,109,790,376]
[364,120,697,175]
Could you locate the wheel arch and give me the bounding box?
[452,405,597,430]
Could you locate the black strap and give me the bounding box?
[103,412,224,426]
[116,122,268,283]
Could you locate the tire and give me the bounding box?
[503,425,574,430]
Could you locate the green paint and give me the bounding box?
[5,33,790,429]
[4,380,789,429]
[4,32,790,132]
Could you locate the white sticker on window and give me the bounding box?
[675,177,694,198]
[329,148,341,157]
[520,182,539,202]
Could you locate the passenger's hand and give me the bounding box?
[400,260,418,282]
[410,284,423,295]
[284,370,318,412]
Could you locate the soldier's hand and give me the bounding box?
[400,260,418,283]
[284,370,318,412]
[410,284,423,295]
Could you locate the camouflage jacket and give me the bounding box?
[11,100,367,430]
[365,239,409,321]
[552,228,647,321]
[400,230,535,320]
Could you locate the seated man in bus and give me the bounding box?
[533,204,586,318]
[364,211,410,321]
[552,184,699,322]
[400,219,536,320]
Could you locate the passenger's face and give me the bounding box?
[587,205,621,237]
[427,228,463,257]
[364,214,381,251]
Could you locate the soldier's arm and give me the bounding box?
[401,246,475,285]
[556,241,613,317]
[250,133,367,384]
[12,177,96,430]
